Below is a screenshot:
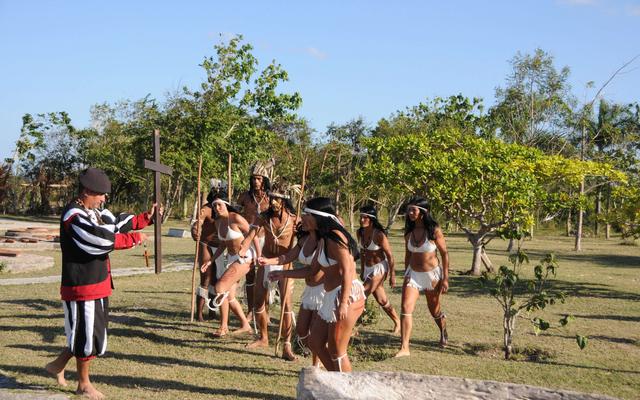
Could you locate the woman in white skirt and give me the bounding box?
[395,197,450,357]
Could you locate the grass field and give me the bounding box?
[1,220,639,399]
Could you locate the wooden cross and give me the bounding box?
[144,129,173,274]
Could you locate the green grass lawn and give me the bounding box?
[1,220,639,399]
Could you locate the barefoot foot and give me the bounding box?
[212,327,229,338]
[282,343,298,361]
[231,325,253,336]
[76,383,104,400]
[394,348,411,358]
[45,362,67,387]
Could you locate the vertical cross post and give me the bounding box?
[144,129,173,274]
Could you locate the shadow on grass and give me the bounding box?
[0,324,62,343]
[8,344,297,378]
[0,298,61,311]
[0,365,294,400]
[444,275,640,301]
[574,314,640,322]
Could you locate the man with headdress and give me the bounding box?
[245,182,299,360]
[236,160,273,319]
[45,168,159,399]
[191,179,227,321]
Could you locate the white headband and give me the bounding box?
[212,199,231,206]
[360,213,376,219]
[408,205,429,213]
[303,207,343,226]
[270,192,291,200]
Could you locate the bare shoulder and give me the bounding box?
[434,226,445,239]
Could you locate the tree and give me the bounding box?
[480,230,586,360]
[491,48,573,154]
[15,112,82,213]
[359,128,624,275]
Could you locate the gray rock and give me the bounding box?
[296,368,618,400]
[167,228,189,238]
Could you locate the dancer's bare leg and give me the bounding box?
[280,279,297,361]
[247,268,269,347]
[371,278,400,334]
[45,348,71,386]
[75,358,104,400]
[308,318,332,370]
[395,282,420,357]
[328,298,364,372]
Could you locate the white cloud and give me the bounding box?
[626,4,640,16]
[304,47,328,60]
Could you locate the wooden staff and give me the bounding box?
[227,154,232,199]
[143,242,150,268]
[275,157,308,356]
[189,156,203,323]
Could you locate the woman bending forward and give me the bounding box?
[269,197,364,372]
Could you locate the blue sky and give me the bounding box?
[1,0,639,161]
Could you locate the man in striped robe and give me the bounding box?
[45,167,158,400]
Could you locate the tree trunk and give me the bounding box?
[469,237,484,276]
[595,188,602,236]
[506,238,514,253]
[480,247,494,273]
[385,198,405,231]
[574,178,585,251]
[605,184,611,240]
[504,313,515,360]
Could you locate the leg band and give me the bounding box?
[331,353,348,372]
[208,291,229,310]
[401,313,412,317]
[434,311,446,320]
[228,298,238,304]
[255,307,266,314]
[382,300,391,308]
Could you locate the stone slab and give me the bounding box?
[296,368,618,400]
[0,254,54,273]
[167,228,189,238]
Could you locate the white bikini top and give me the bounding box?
[298,247,317,265]
[360,230,381,251]
[217,222,243,241]
[407,232,437,253]
[317,242,337,267]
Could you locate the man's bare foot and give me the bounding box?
[45,362,67,386]
[76,383,104,400]
[282,343,297,361]
[197,315,205,322]
[394,348,411,358]
[230,325,253,335]
[439,328,448,348]
[245,338,268,349]
[212,327,228,338]
[392,323,401,335]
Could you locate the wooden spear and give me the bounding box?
[227,154,232,199]
[275,157,308,356]
[189,156,203,323]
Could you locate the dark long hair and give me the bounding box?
[357,204,387,242]
[305,197,359,261]
[210,191,241,219]
[404,197,439,240]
